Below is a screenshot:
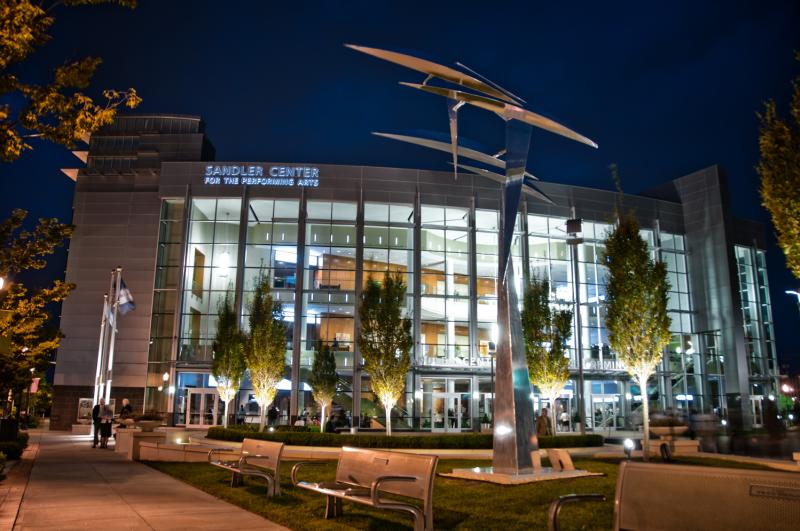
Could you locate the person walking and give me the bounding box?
[99,401,114,448]
[91,398,104,448]
[536,407,553,437]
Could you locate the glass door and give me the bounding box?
[432,393,466,432]
[591,394,620,430]
[187,388,222,428]
[751,396,764,427]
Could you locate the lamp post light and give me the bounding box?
[623,438,634,460]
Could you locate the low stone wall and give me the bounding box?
[138,442,240,463]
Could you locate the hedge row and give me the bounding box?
[206,427,603,449]
[0,432,30,461]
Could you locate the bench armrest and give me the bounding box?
[370,475,417,505]
[207,447,239,463]
[547,494,606,531]
[291,460,328,486]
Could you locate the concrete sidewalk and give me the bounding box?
[11,431,287,530]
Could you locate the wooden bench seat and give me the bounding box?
[292,446,438,531]
[208,438,284,496]
[548,460,800,531]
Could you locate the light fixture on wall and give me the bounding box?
[218,251,231,277]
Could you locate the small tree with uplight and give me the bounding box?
[308,341,337,432]
[211,295,246,428]
[604,212,671,460]
[358,272,412,436]
[244,275,286,431]
[522,277,573,436]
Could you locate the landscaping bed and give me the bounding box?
[206,427,604,449]
[148,456,773,530]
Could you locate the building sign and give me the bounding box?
[203,165,319,187]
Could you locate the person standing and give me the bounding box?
[536,407,553,437]
[91,398,105,448]
[119,398,133,418]
[99,401,114,448]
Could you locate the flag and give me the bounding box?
[118,279,136,315]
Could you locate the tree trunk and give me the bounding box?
[385,405,392,436]
[320,403,326,433]
[640,373,650,462]
[223,399,229,428]
[259,404,266,432]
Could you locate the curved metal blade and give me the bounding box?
[455,61,527,105]
[455,163,554,205]
[346,44,520,105]
[373,132,505,169]
[374,132,538,179]
[401,82,598,149]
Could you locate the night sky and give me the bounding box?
[3,1,799,371]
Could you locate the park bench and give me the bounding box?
[291,446,438,531]
[207,438,284,496]
[547,460,800,531]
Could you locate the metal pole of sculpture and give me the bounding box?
[492,119,536,473]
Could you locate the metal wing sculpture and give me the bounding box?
[348,43,597,277]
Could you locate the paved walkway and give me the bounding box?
[10,431,287,530]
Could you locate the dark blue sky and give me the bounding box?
[3,1,800,370]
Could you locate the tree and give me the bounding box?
[603,212,671,460]
[244,275,286,431]
[308,341,337,432]
[358,271,412,436]
[0,0,142,162]
[0,209,74,416]
[211,294,246,428]
[757,54,800,279]
[521,277,573,436]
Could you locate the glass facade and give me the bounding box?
[735,245,778,425]
[145,189,776,432]
[144,199,185,413]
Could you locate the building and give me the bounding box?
[51,115,779,432]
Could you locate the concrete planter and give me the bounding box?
[650,426,688,439]
[134,420,162,432]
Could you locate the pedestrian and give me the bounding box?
[267,404,278,427]
[91,398,104,448]
[119,398,133,418]
[99,401,114,448]
[536,407,553,437]
[237,404,246,425]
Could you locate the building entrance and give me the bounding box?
[186,388,223,428]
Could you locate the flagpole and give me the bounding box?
[104,266,123,403]
[93,293,109,405]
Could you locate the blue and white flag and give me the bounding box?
[118,279,136,315]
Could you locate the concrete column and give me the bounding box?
[290,190,307,424]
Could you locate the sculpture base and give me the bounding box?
[441,467,602,485]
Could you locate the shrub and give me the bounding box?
[206,428,604,449]
[0,433,29,460]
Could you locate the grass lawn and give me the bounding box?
[147,456,773,530]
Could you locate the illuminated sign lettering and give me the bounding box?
[202,165,319,187]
